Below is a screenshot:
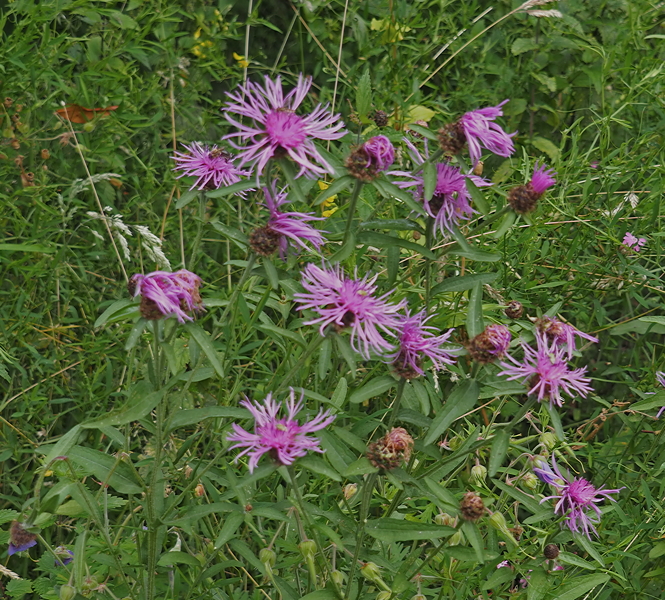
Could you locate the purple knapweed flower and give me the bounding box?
[498,333,592,407]
[171,142,251,192]
[536,315,598,360]
[54,546,74,566]
[249,186,326,258]
[507,162,556,214]
[459,100,516,165]
[468,324,512,363]
[223,74,346,177]
[622,232,646,252]
[388,310,456,378]
[227,389,335,472]
[293,264,406,359]
[530,163,557,195]
[8,521,37,556]
[389,139,491,237]
[534,456,621,538]
[363,135,395,170]
[129,269,203,323]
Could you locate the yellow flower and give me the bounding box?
[194,28,202,40]
[318,181,339,217]
[233,52,250,68]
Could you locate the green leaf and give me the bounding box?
[357,231,436,260]
[545,403,565,440]
[330,376,348,409]
[314,176,354,205]
[329,232,356,263]
[82,385,164,429]
[94,299,139,328]
[431,273,497,295]
[41,424,82,466]
[210,221,249,246]
[527,567,549,600]
[466,177,489,215]
[0,243,55,253]
[175,188,198,209]
[493,210,517,239]
[124,318,146,351]
[365,518,455,542]
[356,69,372,116]
[6,579,32,598]
[372,177,426,216]
[482,564,517,590]
[491,479,542,514]
[343,457,378,477]
[206,180,257,198]
[511,37,538,55]
[423,161,437,202]
[488,429,510,477]
[158,551,202,566]
[404,123,438,141]
[423,477,459,514]
[262,257,280,290]
[558,551,597,570]
[215,512,245,549]
[461,520,484,562]
[532,137,560,162]
[423,380,479,446]
[639,315,665,326]
[300,591,338,600]
[349,375,397,404]
[466,282,484,339]
[167,407,250,431]
[279,159,306,204]
[68,447,143,495]
[451,248,501,262]
[553,574,610,600]
[299,456,342,481]
[572,532,605,567]
[109,10,138,29]
[184,323,224,378]
[359,218,424,232]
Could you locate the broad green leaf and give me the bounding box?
[175,188,198,209]
[82,386,164,429]
[492,479,542,514]
[301,591,338,600]
[262,256,280,290]
[206,180,257,198]
[493,210,517,239]
[407,105,436,123]
[461,520,484,562]
[405,123,438,141]
[68,447,143,495]
[6,579,33,598]
[0,243,54,253]
[639,315,665,326]
[167,407,250,432]
[317,337,332,380]
[553,574,610,600]
[279,159,306,203]
[451,248,501,262]
[94,299,139,328]
[527,567,549,600]
[357,231,436,260]
[372,177,426,216]
[215,512,245,549]
[532,137,560,162]
[423,161,437,202]
[572,532,605,567]
[466,177,489,215]
[512,37,538,55]
[423,380,479,446]
[167,502,241,527]
[184,322,224,378]
[558,551,597,570]
[124,318,146,351]
[330,376,348,409]
[423,477,459,514]
[545,403,565,440]
[482,565,515,590]
[158,551,201,567]
[41,424,82,466]
[210,221,249,246]
[299,456,342,481]
[466,283,484,338]
[329,232,356,263]
[431,273,497,295]
[631,390,665,411]
[349,375,397,404]
[365,518,455,542]
[343,457,378,477]
[488,429,510,477]
[356,69,372,116]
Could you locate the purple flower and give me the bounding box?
[223,74,346,177]
[129,269,203,323]
[54,546,74,567]
[363,136,395,171]
[388,310,457,378]
[389,139,491,237]
[655,372,665,418]
[250,186,326,258]
[530,162,557,195]
[8,521,37,556]
[622,232,646,252]
[459,100,516,165]
[536,316,598,360]
[171,142,251,192]
[534,456,621,538]
[293,264,406,359]
[498,333,592,407]
[227,389,335,472]
[468,324,512,363]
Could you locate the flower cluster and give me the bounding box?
[534,457,621,538]
[129,269,203,323]
[622,232,646,252]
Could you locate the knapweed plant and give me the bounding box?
[3,2,664,599]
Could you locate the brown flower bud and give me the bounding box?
[437,121,466,156]
[366,427,414,471]
[460,491,485,521]
[370,109,388,128]
[544,543,560,560]
[40,149,50,160]
[507,183,539,214]
[504,301,524,319]
[249,226,281,256]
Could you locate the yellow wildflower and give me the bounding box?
[318,181,339,217]
[233,52,250,68]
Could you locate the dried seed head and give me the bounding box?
[10,138,20,150]
[544,543,560,559]
[249,225,281,256]
[460,491,485,521]
[504,301,524,319]
[370,109,389,128]
[507,183,540,214]
[437,121,466,156]
[366,427,414,471]
[40,149,50,160]
[4,97,13,108]
[343,483,358,500]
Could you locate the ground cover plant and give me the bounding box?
[1,0,665,598]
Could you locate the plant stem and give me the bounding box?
[343,180,364,246]
[466,206,512,237]
[272,333,326,393]
[386,378,407,430]
[424,217,435,310]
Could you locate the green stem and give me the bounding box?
[217,253,257,331]
[386,378,407,430]
[272,333,326,393]
[187,191,207,271]
[424,217,435,310]
[466,206,512,237]
[343,180,364,246]
[287,466,344,600]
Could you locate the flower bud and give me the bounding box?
[343,483,358,500]
[504,301,523,319]
[489,511,510,534]
[435,512,456,527]
[460,492,485,522]
[361,561,393,591]
[521,472,539,490]
[544,543,560,560]
[448,436,464,451]
[470,464,487,486]
[539,432,557,451]
[60,585,77,600]
[411,595,427,600]
[366,427,414,471]
[259,548,276,567]
[447,530,464,546]
[299,540,317,559]
[331,569,345,587]
[376,592,392,600]
[467,324,511,363]
[194,482,205,497]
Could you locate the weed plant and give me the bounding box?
[0,0,665,599]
